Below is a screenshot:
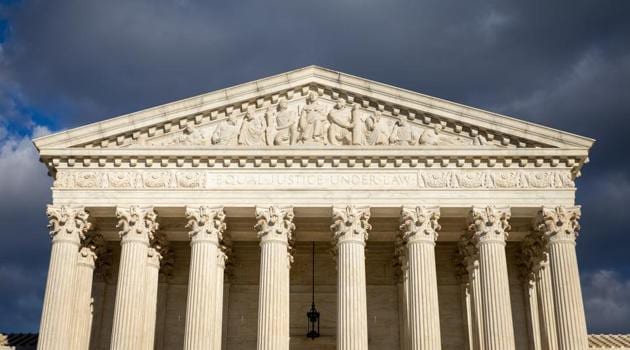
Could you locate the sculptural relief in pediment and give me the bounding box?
[124,92,495,149]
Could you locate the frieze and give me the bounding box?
[54,169,575,190]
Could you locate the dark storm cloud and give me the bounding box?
[0,0,629,333]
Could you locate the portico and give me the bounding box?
[33,66,593,350]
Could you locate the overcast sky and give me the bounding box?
[0,0,629,334]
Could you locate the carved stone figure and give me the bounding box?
[327,98,354,146]
[389,117,416,146]
[298,91,327,143]
[211,113,239,146]
[419,125,443,146]
[266,99,298,145]
[238,106,267,146]
[178,122,207,146]
[364,113,390,145]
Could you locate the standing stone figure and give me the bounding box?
[389,117,416,146]
[238,106,267,146]
[298,91,327,143]
[211,112,239,146]
[364,113,390,145]
[266,99,298,145]
[327,98,354,145]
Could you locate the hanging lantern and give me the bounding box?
[306,241,320,339]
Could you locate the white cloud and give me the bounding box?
[583,269,630,333]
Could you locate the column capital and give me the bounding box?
[78,246,97,269]
[147,247,162,269]
[46,205,92,245]
[255,205,295,244]
[457,237,480,277]
[534,206,581,244]
[116,206,158,244]
[217,248,228,269]
[393,237,409,283]
[520,234,547,281]
[467,206,511,245]
[331,205,371,245]
[185,206,226,244]
[400,206,441,244]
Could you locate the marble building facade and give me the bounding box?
[33,66,596,350]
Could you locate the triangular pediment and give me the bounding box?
[33,66,594,151]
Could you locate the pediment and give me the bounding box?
[33,66,594,151]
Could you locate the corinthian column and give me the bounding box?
[183,206,226,350]
[110,206,158,350]
[537,254,559,350]
[214,248,229,350]
[331,205,371,350]
[394,238,410,350]
[468,206,515,350]
[255,205,295,350]
[521,236,544,350]
[143,233,167,350]
[534,206,587,350]
[71,247,97,350]
[400,206,441,349]
[38,205,91,350]
[458,236,483,350]
[522,233,558,350]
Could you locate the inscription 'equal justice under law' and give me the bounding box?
[211,173,417,187]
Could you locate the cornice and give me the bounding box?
[40,148,588,183]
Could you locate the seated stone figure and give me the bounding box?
[238,106,267,146]
[327,98,354,145]
[211,112,239,146]
[364,113,390,145]
[266,98,298,145]
[298,91,327,143]
[389,117,416,146]
[419,125,443,146]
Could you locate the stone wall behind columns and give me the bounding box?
[89,240,530,350]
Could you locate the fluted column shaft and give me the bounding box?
[255,206,295,350]
[39,206,91,350]
[468,261,484,350]
[548,239,588,349]
[332,205,371,350]
[397,260,411,350]
[537,259,558,350]
[461,282,474,350]
[469,206,515,350]
[401,206,441,349]
[214,250,227,350]
[71,247,97,350]
[524,279,542,350]
[110,206,158,350]
[142,248,162,350]
[183,206,226,350]
[535,206,587,350]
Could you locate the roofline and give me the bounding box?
[33,65,595,150]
